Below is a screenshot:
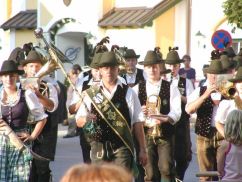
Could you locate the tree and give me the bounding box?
[223,0,242,29]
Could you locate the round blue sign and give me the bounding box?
[211,29,232,50]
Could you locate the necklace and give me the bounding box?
[234,95,242,110]
[7,95,17,105]
[2,90,19,106]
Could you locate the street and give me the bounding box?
[50,124,199,182]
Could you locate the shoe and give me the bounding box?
[62,119,69,126]
[63,133,77,138]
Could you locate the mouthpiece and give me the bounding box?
[34,28,43,38]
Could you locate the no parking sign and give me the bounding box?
[211,29,232,50]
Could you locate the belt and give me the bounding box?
[105,140,124,151]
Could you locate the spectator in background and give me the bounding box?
[72,64,82,74]
[60,163,133,182]
[198,64,209,87]
[63,64,82,138]
[217,109,242,181]
[179,55,196,87]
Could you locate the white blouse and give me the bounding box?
[215,100,237,125]
[0,87,48,121]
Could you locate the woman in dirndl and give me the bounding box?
[0,60,47,181]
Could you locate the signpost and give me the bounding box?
[211,29,232,50]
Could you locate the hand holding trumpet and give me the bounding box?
[202,83,217,100]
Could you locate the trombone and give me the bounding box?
[33,28,81,97]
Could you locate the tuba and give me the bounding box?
[145,95,162,137]
[216,74,236,99]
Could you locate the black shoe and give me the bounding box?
[63,133,76,138]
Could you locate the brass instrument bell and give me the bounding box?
[145,95,162,136]
[216,74,236,99]
[217,81,236,99]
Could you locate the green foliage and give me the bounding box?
[223,0,242,29]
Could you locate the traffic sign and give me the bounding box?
[211,29,232,50]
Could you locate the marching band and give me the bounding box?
[0,31,242,182]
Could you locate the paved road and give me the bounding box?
[50,124,199,182]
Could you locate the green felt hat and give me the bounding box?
[0,60,24,75]
[124,49,140,59]
[234,56,242,70]
[203,60,225,74]
[97,51,119,67]
[90,53,102,69]
[220,54,237,71]
[229,66,242,83]
[165,50,183,65]
[138,50,162,65]
[21,50,45,66]
[223,47,236,58]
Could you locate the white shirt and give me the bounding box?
[41,76,59,112]
[71,75,127,106]
[186,81,222,127]
[125,68,146,84]
[0,87,48,121]
[133,78,182,124]
[118,75,127,85]
[215,100,237,124]
[171,75,194,97]
[70,75,90,106]
[77,71,85,80]
[75,78,144,125]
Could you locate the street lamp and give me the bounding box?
[195,30,206,48]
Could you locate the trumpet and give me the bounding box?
[216,74,236,99]
[145,95,162,137]
[217,81,236,99]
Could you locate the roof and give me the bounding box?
[98,7,152,28]
[98,0,182,28]
[1,10,37,31]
